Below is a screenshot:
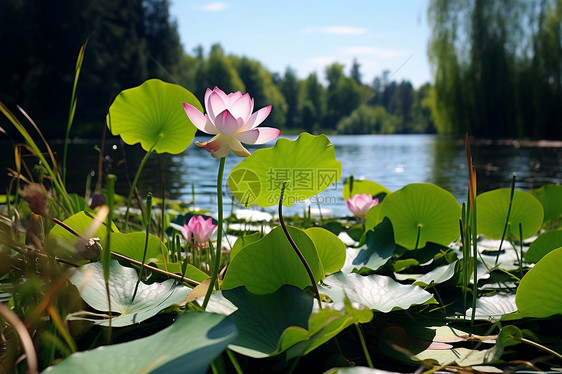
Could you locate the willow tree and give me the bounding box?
[428,0,562,138]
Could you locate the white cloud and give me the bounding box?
[343,46,407,58]
[302,26,367,35]
[199,2,228,12]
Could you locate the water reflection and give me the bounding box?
[1,135,561,217]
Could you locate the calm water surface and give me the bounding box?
[2,134,561,217]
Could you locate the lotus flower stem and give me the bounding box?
[132,193,152,302]
[202,157,226,310]
[496,173,516,265]
[278,182,322,309]
[355,324,374,368]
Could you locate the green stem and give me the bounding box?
[124,148,155,229]
[520,337,562,361]
[355,324,374,368]
[518,222,524,279]
[470,191,478,335]
[132,193,152,302]
[105,174,116,343]
[226,349,243,374]
[496,173,516,265]
[278,182,322,309]
[202,157,226,310]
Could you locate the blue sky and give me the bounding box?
[170,1,432,87]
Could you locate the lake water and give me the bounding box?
[2,134,561,217]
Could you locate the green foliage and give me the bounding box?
[428,0,562,138]
[43,312,237,373]
[107,79,200,154]
[476,189,544,240]
[228,133,342,208]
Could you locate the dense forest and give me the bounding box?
[0,0,561,139]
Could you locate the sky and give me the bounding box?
[169,0,433,88]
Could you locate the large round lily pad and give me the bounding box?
[525,229,562,263]
[516,247,562,318]
[532,184,562,222]
[228,133,342,208]
[477,189,544,240]
[222,226,324,294]
[107,79,201,154]
[377,183,461,249]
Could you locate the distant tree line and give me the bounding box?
[0,0,434,138]
[2,1,560,139]
[429,0,562,138]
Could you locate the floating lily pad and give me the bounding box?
[464,293,517,321]
[516,247,562,318]
[305,227,346,275]
[46,211,118,258]
[43,312,237,374]
[532,184,562,222]
[394,261,457,288]
[377,183,461,249]
[110,231,167,264]
[228,133,342,207]
[107,79,201,154]
[343,179,390,200]
[477,189,544,240]
[319,272,435,312]
[525,229,562,263]
[69,260,190,326]
[222,226,324,294]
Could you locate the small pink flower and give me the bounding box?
[346,194,379,218]
[181,216,217,248]
[184,87,281,158]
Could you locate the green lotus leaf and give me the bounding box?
[228,133,342,208]
[205,286,371,360]
[378,183,461,249]
[222,226,324,294]
[532,184,562,222]
[107,79,200,154]
[229,232,262,259]
[304,227,346,275]
[45,211,118,258]
[343,179,391,200]
[43,312,237,374]
[464,293,517,321]
[110,231,166,264]
[319,272,435,312]
[222,285,313,358]
[351,217,395,273]
[516,247,562,318]
[69,260,190,326]
[395,261,458,288]
[476,189,543,240]
[525,229,562,263]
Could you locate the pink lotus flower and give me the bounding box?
[181,216,217,248]
[184,87,281,158]
[346,194,379,218]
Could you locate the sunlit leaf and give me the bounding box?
[222,226,324,294]
[342,179,390,200]
[477,189,543,240]
[228,133,342,207]
[319,272,435,312]
[532,184,562,223]
[525,229,562,263]
[69,260,190,326]
[516,247,562,318]
[350,217,395,273]
[378,183,461,249]
[305,227,346,275]
[43,312,236,374]
[107,79,200,154]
